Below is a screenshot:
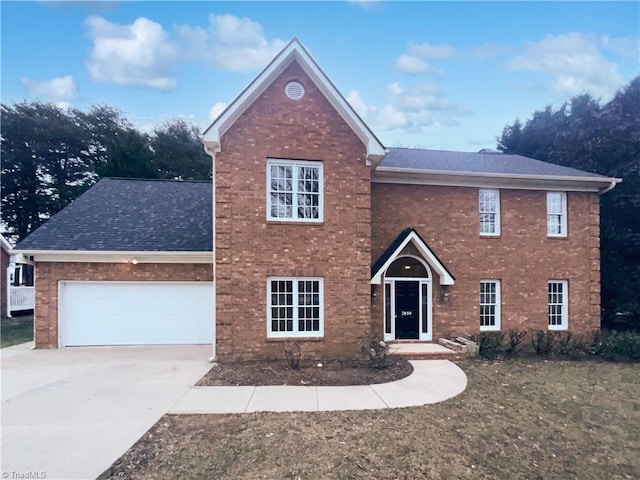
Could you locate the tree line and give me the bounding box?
[498,76,639,329]
[1,102,211,240]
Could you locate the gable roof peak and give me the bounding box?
[202,37,385,166]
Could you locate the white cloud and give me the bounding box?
[347,82,469,134]
[85,15,178,90]
[395,41,457,75]
[507,32,624,98]
[407,42,458,60]
[175,14,285,73]
[20,75,78,101]
[208,102,228,122]
[468,43,513,61]
[395,54,439,75]
[601,35,640,62]
[83,13,284,90]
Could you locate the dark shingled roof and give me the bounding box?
[17,178,212,252]
[381,148,607,178]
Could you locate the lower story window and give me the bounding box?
[548,280,568,330]
[480,280,501,331]
[267,278,323,338]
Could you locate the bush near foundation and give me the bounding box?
[470,329,640,362]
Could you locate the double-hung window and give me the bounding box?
[267,159,323,222]
[479,189,500,235]
[267,278,323,338]
[547,192,567,237]
[479,280,501,331]
[548,280,568,330]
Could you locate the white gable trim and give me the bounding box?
[1,234,13,253]
[202,38,385,166]
[371,230,455,286]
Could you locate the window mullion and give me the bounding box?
[292,280,299,334]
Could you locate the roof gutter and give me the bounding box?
[373,167,621,192]
[598,179,621,195]
[11,250,214,264]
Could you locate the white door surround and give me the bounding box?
[383,255,433,342]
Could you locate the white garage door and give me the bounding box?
[59,281,214,346]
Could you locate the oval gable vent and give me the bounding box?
[285,81,305,100]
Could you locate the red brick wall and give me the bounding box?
[34,262,213,348]
[371,184,601,339]
[215,60,371,361]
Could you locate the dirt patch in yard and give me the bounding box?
[99,358,640,480]
[196,358,414,386]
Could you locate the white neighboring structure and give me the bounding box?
[1,235,35,318]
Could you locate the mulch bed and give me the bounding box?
[196,358,413,386]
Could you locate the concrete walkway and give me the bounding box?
[170,359,467,414]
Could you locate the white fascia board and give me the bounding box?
[373,168,621,193]
[201,38,385,165]
[12,250,213,264]
[1,234,13,253]
[371,231,454,286]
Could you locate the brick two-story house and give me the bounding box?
[16,39,619,361]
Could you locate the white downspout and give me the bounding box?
[203,141,220,363]
[599,179,621,195]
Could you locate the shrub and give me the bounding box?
[556,332,587,358]
[362,337,389,369]
[596,331,640,362]
[283,341,301,370]
[473,331,505,361]
[532,331,555,355]
[505,328,528,356]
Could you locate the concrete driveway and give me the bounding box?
[1,344,212,480]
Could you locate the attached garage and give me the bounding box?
[59,281,214,347]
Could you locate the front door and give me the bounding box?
[395,281,419,339]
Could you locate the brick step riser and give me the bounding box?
[389,352,465,361]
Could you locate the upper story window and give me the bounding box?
[267,159,323,222]
[479,280,501,331]
[548,280,568,330]
[547,192,567,237]
[479,189,500,236]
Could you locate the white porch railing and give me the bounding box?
[9,286,35,316]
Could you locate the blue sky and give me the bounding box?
[2,1,638,151]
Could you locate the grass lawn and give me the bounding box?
[100,358,640,480]
[1,314,33,348]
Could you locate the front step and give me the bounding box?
[388,342,465,361]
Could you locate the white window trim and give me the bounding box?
[548,280,569,330]
[267,277,324,338]
[479,189,501,236]
[547,192,567,237]
[267,158,323,223]
[479,279,501,331]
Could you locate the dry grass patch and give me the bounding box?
[99,359,640,480]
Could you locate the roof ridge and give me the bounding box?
[103,177,212,184]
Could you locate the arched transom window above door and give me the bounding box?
[386,256,429,278]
